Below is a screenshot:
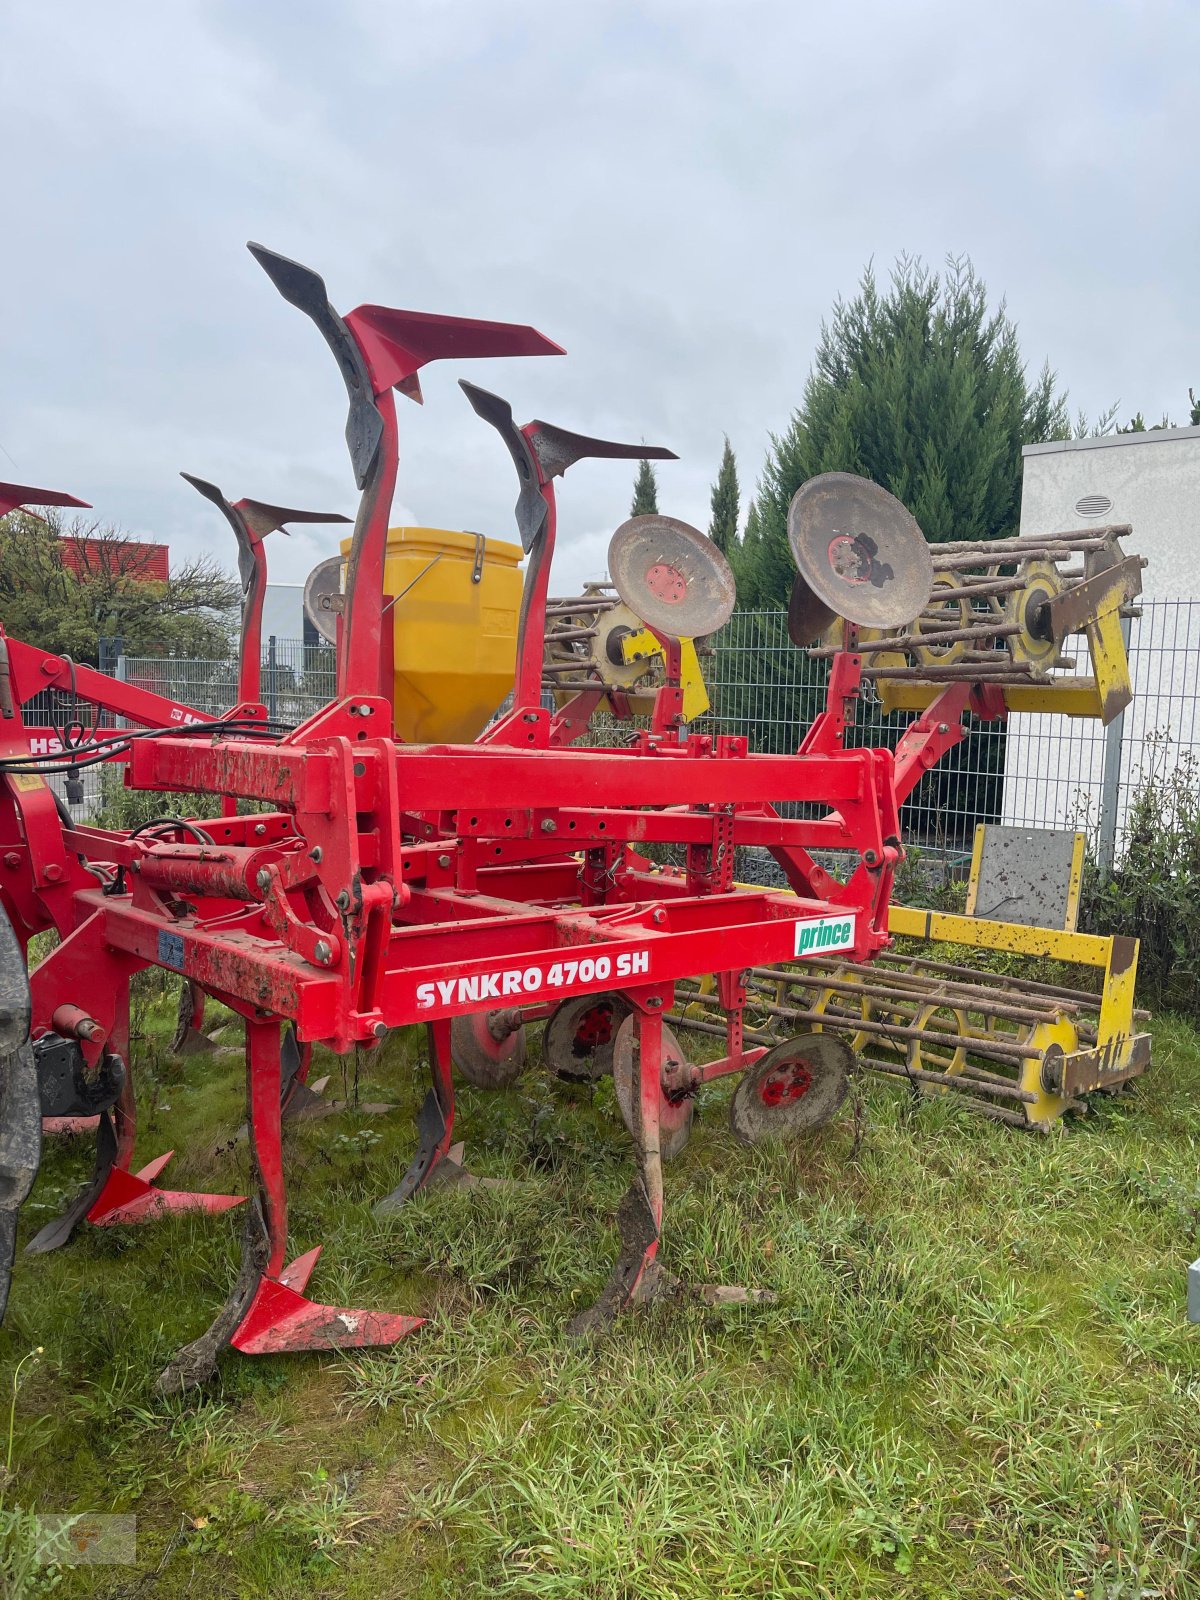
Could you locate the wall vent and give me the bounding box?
[1074,493,1113,519]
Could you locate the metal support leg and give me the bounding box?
[567,1004,665,1335]
[158,1016,422,1389]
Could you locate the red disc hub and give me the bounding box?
[574,1003,614,1050]
[645,562,687,604]
[759,1060,813,1107]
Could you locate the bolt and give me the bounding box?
[3,853,18,869]
[652,908,666,925]
[646,996,663,1009]
[314,939,332,965]
[522,712,538,724]
[310,846,323,863]
[540,818,557,834]
[335,889,351,912]
[254,822,267,836]
[256,869,271,890]
[863,849,879,867]
[937,723,949,734]
[373,1021,388,1039]
[44,863,63,883]
[355,703,373,717]
[437,853,451,869]
[353,761,366,777]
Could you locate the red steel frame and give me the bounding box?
[0,248,978,1382]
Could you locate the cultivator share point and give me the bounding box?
[0,246,1152,1376]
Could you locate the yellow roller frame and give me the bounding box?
[887,904,1149,1108]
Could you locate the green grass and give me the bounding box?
[2,994,1199,1598]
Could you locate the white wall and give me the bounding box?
[261,583,305,643]
[1001,427,1200,846]
[1019,425,1200,603]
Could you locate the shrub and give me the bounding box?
[1081,742,1200,1016]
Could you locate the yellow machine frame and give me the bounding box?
[886,903,1149,1104]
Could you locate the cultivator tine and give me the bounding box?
[566,1007,666,1336]
[0,1043,39,1324]
[373,1092,447,1216]
[0,482,91,518]
[374,1019,455,1215]
[566,1179,660,1338]
[248,244,384,488]
[85,1150,245,1226]
[220,1018,421,1365]
[181,473,260,594]
[170,979,217,1057]
[459,382,545,551]
[30,1103,244,1245]
[157,1200,273,1395]
[25,1108,117,1255]
[183,474,351,711]
[278,1025,320,1118]
[160,1020,422,1390]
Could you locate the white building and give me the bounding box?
[1018,425,1200,603]
[261,582,310,645]
[1001,426,1200,855]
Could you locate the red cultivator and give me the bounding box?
[0,244,985,1386]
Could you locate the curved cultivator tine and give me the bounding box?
[374,1019,456,1216]
[459,381,545,551]
[248,243,384,488]
[25,1111,116,1256]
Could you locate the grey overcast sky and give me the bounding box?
[2,0,1197,598]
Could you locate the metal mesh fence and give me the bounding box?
[703,600,1200,875]
[26,604,1200,864]
[121,638,337,723]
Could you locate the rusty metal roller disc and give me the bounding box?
[450,1010,527,1089]
[730,1033,854,1145]
[543,993,632,1082]
[611,1017,694,1160]
[787,473,934,638]
[608,515,736,639]
[1005,558,1064,669]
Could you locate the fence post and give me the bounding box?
[1096,612,1132,880]
[267,635,278,724]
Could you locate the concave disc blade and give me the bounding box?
[787,473,933,630]
[608,515,736,638]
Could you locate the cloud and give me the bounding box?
[2,0,1197,604]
